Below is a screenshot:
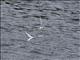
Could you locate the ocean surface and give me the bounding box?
[1,0,80,60]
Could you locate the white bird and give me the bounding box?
[25,32,34,41]
[39,26,44,29]
[39,17,44,29]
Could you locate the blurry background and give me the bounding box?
[1,0,80,60]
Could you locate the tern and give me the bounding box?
[39,17,44,29]
[25,31,34,41]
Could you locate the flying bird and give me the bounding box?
[25,31,34,41]
[39,17,44,29]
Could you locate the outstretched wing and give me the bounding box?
[25,32,34,41]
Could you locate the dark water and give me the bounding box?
[1,0,80,60]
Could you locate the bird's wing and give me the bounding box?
[25,32,34,41]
